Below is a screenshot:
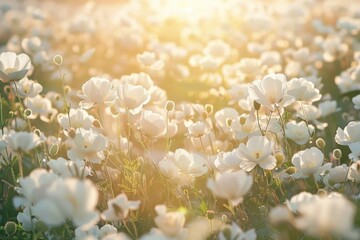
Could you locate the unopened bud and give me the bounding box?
[275,151,285,166]
[317,189,327,197]
[226,118,233,128]
[49,144,59,157]
[68,128,76,138]
[206,210,215,220]
[5,221,17,235]
[239,116,246,125]
[285,166,296,175]
[64,85,71,94]
[333,149,342,159]
[110,105,118,115]
[316,138,326,149]
[254,101,261,111]
[221,214,228,223]
[23,109,32,118]
[205,104,213,115]
[165,100,175,112]
[53,54,63,66]
[92,119,101,128]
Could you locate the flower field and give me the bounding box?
[1,0,360,239]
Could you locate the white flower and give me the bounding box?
[207,170,253,206]
[229,113,258,140]
[322,36,348,62]
[139,110,167,138]
[38,178,100,229]
[154,205,188,238]
[249,73,295,111]
[0,52,31,83]
[103,233,131,240]
[48,157,91,178]
[203,39,231,62]
[285,121,314,145]
[159,148,208,186]
[323,164,348,188]
[296,195,358,239]
[187,121,208,138]
[318,100,340,117]
[238,136,276,171]
[18,168,57,204]
[295,104,327,129]
[21,37,43,54]
[32,198,66,226]
[352,94,360,109]
[287,78,321,103]
[286,192,318,213]
[291,147,330,179]
[238,58,262,76]
[335,121,360,145]
[119,72,154,90]
[101,193,140,221]
[58,108,95,130]
[335,71,359,94]
[137,51,164,70]
[75,225,101,240]
[7,131,41,152]
[67,128,107,164]
[79,77,116,109]
[214,149,242,173]
[268,206,294,225]
[26,95,57,122]
[218,223,256,240]
[214,107,238,135]
[17,207,37,231]
[10,77,42,98]
[348,162,360,183]
[115,83,151,114]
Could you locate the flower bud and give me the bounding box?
[68,128,76,138]
[23,109,32,118]
[239,116,246,125]
[206,210,215,220]
[53,54,63,66]
[205,104,213,115]
[221,214,228,223]
[285,166,296,175]
[165,100,175,112]
[226,118,233,128]
[49,144,59,157]
[110,105,118,115]
[92,119,101,128]
[275,151,285,166]
[316,138,326,149]
[333,149,342,159]
[5,221,17,235]
[64,85,71,94]
[253,101,261,111]
[317,189,327,197]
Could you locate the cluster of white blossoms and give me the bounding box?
[0,0,360,239]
